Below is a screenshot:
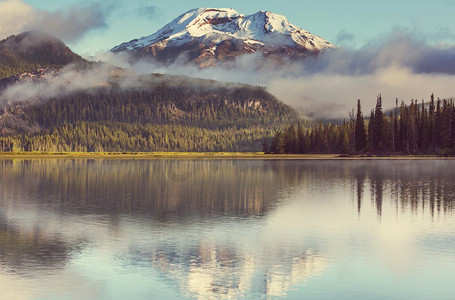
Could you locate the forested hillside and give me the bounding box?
[0,75,299,152]
[269,94,455,155]
[0,31,82,79]
[0,31,299,153]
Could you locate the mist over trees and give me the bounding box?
[269,94,455,156]
[0,31,82,79]
[0,83,298,152]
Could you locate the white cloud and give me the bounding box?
[0,0,36,38]
[267,67,455,119]
[0,0,108,42]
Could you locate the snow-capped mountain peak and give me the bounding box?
[112,8,335,67]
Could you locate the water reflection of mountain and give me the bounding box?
[128,242,327,300]
[1,158,454,295]
[0,215,76,274]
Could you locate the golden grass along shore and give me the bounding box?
[0,152,454,160]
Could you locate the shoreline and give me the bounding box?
[0,152,454,160]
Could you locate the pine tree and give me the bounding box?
[297,123,306,154]
[373,94,384,151]
[284,124,297,153]
[262,139,270,154]
[408,100,418,154]
[368,109,375,151]
[355,99,367,152]
[393,98,400,152]
[441,99,453,150]
[434,99,442,152]
[270,131,285,154]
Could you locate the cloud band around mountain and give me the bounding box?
[113,29,455,119]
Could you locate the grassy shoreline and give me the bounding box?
[0,152,454,160]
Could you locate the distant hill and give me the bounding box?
[0,31,83,79]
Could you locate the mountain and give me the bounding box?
[112,8,335,67]
[0,31,83,79]
[0,31,300,152]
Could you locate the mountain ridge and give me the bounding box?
[112,8,335,67]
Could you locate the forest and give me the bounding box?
[0,81,298,152]
[0,122,273,152]
[268,94,455,155]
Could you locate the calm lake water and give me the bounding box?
[0,159,454,300]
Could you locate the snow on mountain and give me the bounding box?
[112,8,336,67]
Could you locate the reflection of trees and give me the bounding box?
[0,159,312,219]
[351,161,455,217]
[1,158,454,285]
[128,242,327,300]
[0,159,323,278]
[2,158,454,219]
[355,166,367,215]
[369,166,384,218]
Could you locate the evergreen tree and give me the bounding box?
[270,131,285,154]
[297,123,306,154]
[373,94,384,151]
[284,124,298,153]
[262,139,270,154]
[355,99,367,152]
[368,109,375,151]
[434,99,443,152]
[408,100,418,154]
[441,99,453,149]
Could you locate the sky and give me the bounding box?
[1,0,455,117]
[2,0,455,55]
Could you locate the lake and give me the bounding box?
[0,159,454,300]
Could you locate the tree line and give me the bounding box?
[25,85,296,129]
[267,94,455,155]
[0,83,297,152]
[0,121,274,152]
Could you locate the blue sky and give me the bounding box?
[18,0,455,55]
